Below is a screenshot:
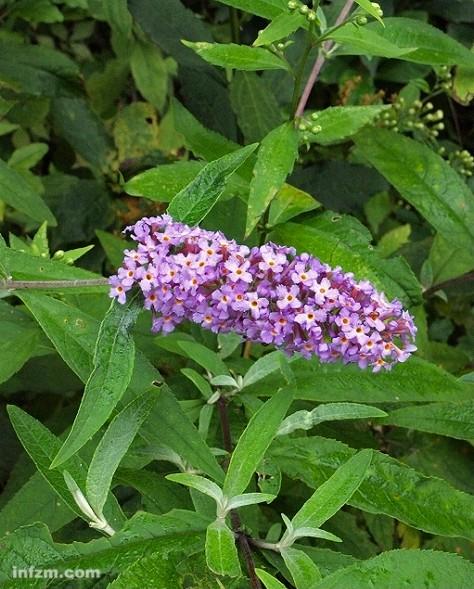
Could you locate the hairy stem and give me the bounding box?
[1,278,109,290]
[217,398,262,589]
[294,0,355,118]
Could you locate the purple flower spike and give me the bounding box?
[109,214,417,372]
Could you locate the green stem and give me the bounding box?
[1,278,109,290]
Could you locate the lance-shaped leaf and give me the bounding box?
[254,12,306,47]
[205,519,241,577]
[0,159,56,225]
[278,403,387,436]
[246,122,299,236]
[256,569,287,589]
[354,128,474,255]
[354,0,384,24]
[291,450,373,530]
[223,387,293,498]
[168,143,257,225]
[7,406,125,531]
[383,400,474,442]
[272,436,474,540]
[86,391,158,517]
[281,547,322,589]
[212,0,287,19]
[166,473,224,504]
[182,41,289,71]
[365,17,474,66]
[313,549,474,589]
[144,385,224,483]
[51,297,140,468]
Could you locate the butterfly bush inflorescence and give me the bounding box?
[109,215,416,372]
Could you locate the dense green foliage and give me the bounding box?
[0,0,473,587]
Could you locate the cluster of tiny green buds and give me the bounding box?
[438,65,453,92]
[354,1,382,25]
[440,148,474,177]
[371,1,384,17]
[287,0,318,24]
[298,112,322,144]
[379,97,445,141]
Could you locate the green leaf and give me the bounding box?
[278,403,388,436]
[354,0,383,24]
[125,161,204,202]
[0,158,56,225]
[213,0,287,19]
[272,436,474,540]
[146,385,224,483]
[227,492,275,510]
[281,547,322,589]
[256,569,287,589]
[0,512,207,584]
[328,23,416,59]
[384,401,474,442]
[230,72,283,143]
[292,450,372,531]
[18,293,158,391]
[0,304,40,384]
[51,298,140,468]
[8,143,48,170]
[269,214,422,305]
[7,406,125,530]
[423,233,474,286]
[86,391,158,517]
[242,355,473,403]
[0,472,75,537]
[223,387,293,497]
[254,12,306,46]
[354,128,474,255]
[246,122,299,236]
[52,97,112,169]
[268,184,320,226]
[168,143,257,225]
[377,224,411,258]
[205,519,241,577]
[182,41,289,71]
[128,0,213,69]
[172,99,255,179]
[242,351,288,389]
[166,473,224,504]
[305,106,389,145]
[365,17,474,66]
[10,0,64,24]
[130,41,168,112]
[103,0,132,36]
[313,549,474,588]
[0,40,79,97]
[178,341,230,376]
[96,230,129,268]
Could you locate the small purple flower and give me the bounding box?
[109,215,417,372]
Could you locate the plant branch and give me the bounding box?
[294,0,355,118]
[217,398,262,589]
[230,7,240,44]
[423,271,474,297]
[1,278,109,290]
